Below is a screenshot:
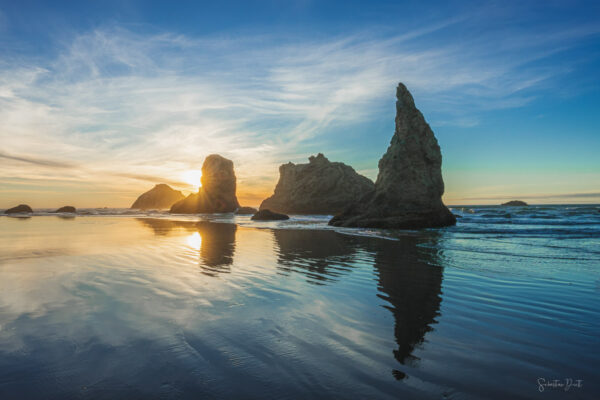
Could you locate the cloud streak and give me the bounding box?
[0,11,598,206]
[0,151,76,168]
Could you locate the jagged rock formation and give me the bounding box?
[330,83,456,229]
[55,206,76,213]
[170,154,240,214]
[5,204,33,214]
[251,209,289,220]
[260,153,374,215]
[131,184,184,210]
[235,206,258,215]
[501,200,528,206]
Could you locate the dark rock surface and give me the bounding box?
[330,83,456,229]
[170,155,240,214]
[5,204,33,214]
[260,153,374,215]
[501,200,528,206]
[235,206,258,215]
[251,209,290,221]
[131,184,184,210]
[55,206,76,213]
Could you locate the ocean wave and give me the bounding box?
[3,206,599,243]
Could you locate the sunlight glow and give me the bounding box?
[186,232,202,250]
[182,170,202,191]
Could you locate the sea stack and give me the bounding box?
[55,206,76,213]
[501,200,528,206]
[5,204,33,214]
[251,209,290,221]
[170,154,240,214]
[329,83,456,229]
[131,184,184,210]
[260,153,374,215]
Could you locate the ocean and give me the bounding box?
[0,205,598,399]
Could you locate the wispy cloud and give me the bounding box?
[0,151,76,168]
[0,13,597,206]
[0,150,188,188]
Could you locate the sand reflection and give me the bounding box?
[139,219,443,374]
[1,217,446,397]
[138,219,237,275]
[186,231,202,250]
[270,227,443,378]
[272,229,356,284]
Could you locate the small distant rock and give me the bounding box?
[251,209,289,221]
[132,184,185,210]
[235,206,258,215]
[55,206,76,213]
[5,204,33,214]
[501,200,528,206]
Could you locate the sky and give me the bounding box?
[0,0,599,208]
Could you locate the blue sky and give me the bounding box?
[0,0,599,207]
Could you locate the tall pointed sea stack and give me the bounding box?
[329,83,456,229]
[170,154,240,214]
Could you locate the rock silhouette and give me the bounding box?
[170,154,240,214]
[330,83,456,229]
[131,184,184,210]
[501,200,528,206]
[251,209,289,220]
[54,206,76,213]
[5,204,33,214]
[260,153,374,215]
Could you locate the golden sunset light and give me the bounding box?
[1,1,598,399]
[182,170,202,191]
[185,231,202,250]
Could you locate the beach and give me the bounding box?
[0,206,598,399]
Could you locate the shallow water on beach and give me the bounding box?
[0,205,599,399]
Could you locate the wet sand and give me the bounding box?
[0,214,598,399]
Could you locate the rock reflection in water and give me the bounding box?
[137,218,236,274]
[273,227,442,378]
[137,218,442,378]
[193,222,236,274]
[367,234,443,379]
[137,218,188,236]
[272,229,356,284]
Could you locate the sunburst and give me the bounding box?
[182,170,202,191]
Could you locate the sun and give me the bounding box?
[182,170,202,191]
